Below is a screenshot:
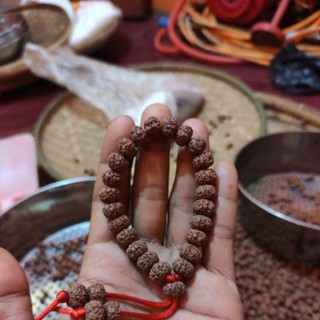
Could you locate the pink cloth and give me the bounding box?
[0,133,39,214]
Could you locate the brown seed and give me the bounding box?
[186,229,207,247]
[137,251,159,272]
[195,168,217,185]
[188,137,206,156]
[102,168,121,187]
[117,137,138,159]
[85,300,106,320]
[99,187,120,203]
[163,281,186,298]
[172,258,195,280]
[149,262,171,283]
[130,125,148,145]
[175,125,193,146]
[190,215,213,233]
[104,301,121,320]
[193,152,214,171]
[193,199,216,217]
[162,116,179,138]
[196,185,217,201]
[144,116,162,138]
[67,282,88,308]
[108,153,130,173]
[180,243,202,265]
[103,202,125,219]
[126,240,148,261]
[109,215,130,234]
[116,228,139,248]
[87,283,106,303]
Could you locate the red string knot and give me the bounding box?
[56,290,69,303]
[165,274,182,283]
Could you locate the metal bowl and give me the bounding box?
[0,11,29,64]
[0,177,94,261]
[235,131,320,267]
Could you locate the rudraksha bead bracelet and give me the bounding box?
[100,116,217,298]
[35,116,217,320]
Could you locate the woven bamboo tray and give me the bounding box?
[0,3,71,91]
[34,63,266,181]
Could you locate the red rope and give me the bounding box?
[120,298,179,319]
[35,276,182,319]
[56,306,86,318]
[107,292,173,309]
[154,0,241,64]
[34,291,69,320]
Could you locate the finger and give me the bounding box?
[88,115,135,245]
[0,248,33,320]
[167,118,210,246]
[132,104,172,243]
[203,160,238,280]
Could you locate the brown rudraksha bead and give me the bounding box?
[126,239,148,261]
[186,229,207,247]
[162,116,179,138]
[190,215,213,233]
[108,153,130,173]
[144,116,162,138]
[149,262,171,283]
[116,228,139,248]
[103,202,125,219]
[67,282,88,309]
[195,185,217,201]
[172,258,195,280]
[117,137,138,159]
[195,168,217,185]
[102,168,121,188]
[130,125,148,146]
[109,215,131,234]
[104,301,121,320]
[180,243,202,265]
[137,251,159,272]
[87,283,106,303]
[175,125,193,146]
[193,151,214,171]
[99,187,120,204]
[193,199,216,217]
[85,300,106,320]
[163,281,186,298]
[188,137,206,156]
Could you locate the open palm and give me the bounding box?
[0,104,243,320]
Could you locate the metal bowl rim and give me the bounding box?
[2,176,96,215]
[236,131,320,232]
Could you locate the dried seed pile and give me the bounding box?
[24,235,88,281]
[247,172,320,226]
[99,116,217,299]
[235,219,320,320]
[22,221,320,319]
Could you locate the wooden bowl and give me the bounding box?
[0,3,71,91]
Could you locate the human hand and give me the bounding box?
[0,103,243,320]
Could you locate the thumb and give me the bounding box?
[0,248,33,320]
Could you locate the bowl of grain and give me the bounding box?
[0,177,94,260]
[235,131,320,267]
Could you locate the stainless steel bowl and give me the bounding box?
[0,12,29,64]
[0,177,94,260]
[235,131,320,267]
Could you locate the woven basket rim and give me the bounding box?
[34,62,267,181]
